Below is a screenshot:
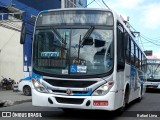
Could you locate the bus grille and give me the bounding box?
[147,79,160,82]
[55,97,84,104]
[43,79,97,88]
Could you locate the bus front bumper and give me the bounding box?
[32,89,116,111]
[145,82,160,89]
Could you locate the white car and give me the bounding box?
[18,77,32,96]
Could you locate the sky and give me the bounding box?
[87,0,160,58]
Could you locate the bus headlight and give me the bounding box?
[92,81,114,96]
[32,78,48,93]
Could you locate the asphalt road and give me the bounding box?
[0,90,160,120]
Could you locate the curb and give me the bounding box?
[0,100,5,107]
[14,99,32,105]
[0,99,32,108]
[0,100,14,107]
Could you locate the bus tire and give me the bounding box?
[118,86,129,113]
[23,86,31,96]
[62,108,75,113]
[137,87,142,102]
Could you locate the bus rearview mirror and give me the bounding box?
[20,22,26,44]
[82,37,93,45]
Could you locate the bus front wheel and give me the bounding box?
[62,108,76,113]
[137,87,142,102]
[118,88,129,113]
[23,86,31,96]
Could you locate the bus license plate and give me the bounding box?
[93,101,108,106]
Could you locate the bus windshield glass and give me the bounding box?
[33,27,113,76]
[147,59,160,80]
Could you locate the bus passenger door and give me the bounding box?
[116,23,126,107]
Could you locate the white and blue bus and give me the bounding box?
[146,58,160,90]
[21,8,147,111]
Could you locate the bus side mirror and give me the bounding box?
[95,39,105,47]
[20,22,26,44]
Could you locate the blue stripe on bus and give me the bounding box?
[20,72,42,81]
[32,72,42,81]
[20,76,32,80]
[42,10,49,13]
[73,91,93,96]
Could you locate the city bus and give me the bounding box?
[21,8,147,112]
[146,58,160,90]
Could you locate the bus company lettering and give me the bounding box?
[41,52,59,57]
[77,65,87,73]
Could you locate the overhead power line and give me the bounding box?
[102,0,110,9]
[141,34,160,42]
[139,35,145,51]
[127,22,160,49]
[98,0,106,8]
[95,0,103,8]
[85,0,95,8]
[141,35,160,46]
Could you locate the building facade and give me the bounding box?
[61,0,87,8]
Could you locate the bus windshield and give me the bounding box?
[147,59,160,81]
[33,27,113,76]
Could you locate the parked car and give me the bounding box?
[18,76,32,96]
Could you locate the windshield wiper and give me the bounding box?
[74,26,94,64]
[153,63,160,76]
[80,26,94,46]
[78,35,81,60]
[52,27,67,46]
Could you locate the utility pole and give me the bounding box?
[61,0,65,8]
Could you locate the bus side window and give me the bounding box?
[117,23,125,70]
[124,32,131,64]
[131,39,135,65]
[135,47,140,68]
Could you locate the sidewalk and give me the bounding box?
[0,90,31,107]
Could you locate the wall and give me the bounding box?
[0,21,24,82]
[16,0,61,10]
[61,0,87,8]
